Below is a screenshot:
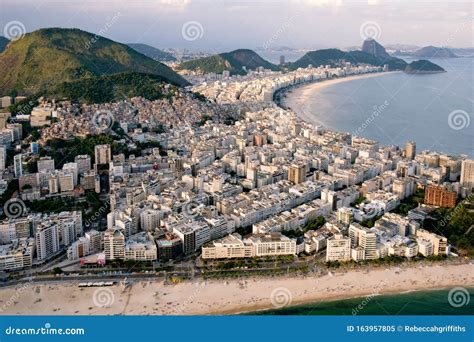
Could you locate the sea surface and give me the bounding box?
[252,288,474,315]
[284,57,474,157]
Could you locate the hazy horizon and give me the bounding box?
[0,0,472,53]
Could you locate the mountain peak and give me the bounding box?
[177,49,279,75]
[414,46,457,58]
[361,39,391,60]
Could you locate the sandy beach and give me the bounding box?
[0,262,472,315]
[281,72,397,124]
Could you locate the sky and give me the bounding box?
[0,0,472,52]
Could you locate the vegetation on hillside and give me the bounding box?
[404,60,445,73]
[423,201,474,256]
[177,49,280,75]
[127,43,176,62]
[0,28,188,95]
[50,72,179,103]
[289,48,408,71]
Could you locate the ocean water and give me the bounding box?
[252,288,474,315]
[285,57,474,157]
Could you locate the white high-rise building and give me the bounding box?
[140,209,161,231]
[13,154,22,178]
[35,221,60,262]
[37,157,55,173]
[460,159,474,192]
[58,171,74,192]
[405,141,416,160]
[48,174,59,194]
[62,162,79,186]
[74,155,91,175]
[94,144,111,165]
[349,224,378,260]
[103,228,125,260]
[326,234,351,261]
[0,145,6,171]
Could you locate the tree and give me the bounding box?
[53,267,63,275]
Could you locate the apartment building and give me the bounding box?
[326,234,351,262]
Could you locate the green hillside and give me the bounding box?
[127,43,176,62]
[414,46,457,58]
[177,49,280,75]
[49,72,178,103]
[0,28,188,95]
[404,60,445,74]
[290,48,407,71]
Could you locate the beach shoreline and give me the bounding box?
[0,262,472,315]
[280,71,398,124]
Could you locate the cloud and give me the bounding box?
[158,0,192,10]
[291,0,343,7]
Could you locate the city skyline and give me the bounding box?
[0,0,472,335]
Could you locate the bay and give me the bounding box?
[284,57,474,157]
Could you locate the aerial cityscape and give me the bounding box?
[0,0,472,338]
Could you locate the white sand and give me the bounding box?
[0,262,472,315]
[282,72,397,124]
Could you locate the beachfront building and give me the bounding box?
[67,237,91,261]
[246,233,296,257]
[202,233,253,259]
[416,237,435,257]
[349,224,378,260]
[67,230,103,261]
[0,238,34,271]
[35,221,60,262]
[103,228,125,260]
[416,229,448,255]
[201,232,296,259]
[172,221,211,255]
[156,234,183,262]
[303,229,332,254]
[325,234,351,262]
[124,232,157,261]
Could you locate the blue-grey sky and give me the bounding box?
[1,0,472,52]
